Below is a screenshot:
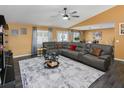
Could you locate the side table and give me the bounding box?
[37,48,46,56]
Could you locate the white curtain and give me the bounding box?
[37,30,49,48]
[57,32,69,42]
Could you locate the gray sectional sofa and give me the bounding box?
[43,42,114,72]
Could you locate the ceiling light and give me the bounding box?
[63,15,69,20]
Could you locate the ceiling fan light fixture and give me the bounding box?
[63,15,69,20]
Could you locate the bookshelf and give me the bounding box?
[0,26,5,85]
[0,15,15,86]
[0,15,6,85]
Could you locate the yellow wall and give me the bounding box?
[72,6,124,60]
[7,24,70,57]
[8,23,32,57]
[8,24,52,57]
[84,29,115,45]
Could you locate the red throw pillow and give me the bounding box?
[69,45,77,51]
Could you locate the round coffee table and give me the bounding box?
[44,52,59,61]
[44,60,59,69]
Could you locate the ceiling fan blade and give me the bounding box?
[71,11,77,14]
[72,15,80,18]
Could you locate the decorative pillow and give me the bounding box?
[91,48,102,57]
[58,44,62,48]
[55,44,57,48]
[69,45,77,51]
[77,46,82,48]
[56,43,62,49]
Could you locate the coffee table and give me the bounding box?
[44,52,59,69]
[44,52,59,61]
[44,60,59,68]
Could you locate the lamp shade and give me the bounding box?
[0,15,6,26]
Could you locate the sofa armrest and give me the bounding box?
[99,55,112,71]
[99,55,111,60]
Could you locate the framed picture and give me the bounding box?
[119,23,124,35]
[20,28,27,35]
[11,29,19,36]
[92,32,102,40]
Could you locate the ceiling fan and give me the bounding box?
[52,8,80,20]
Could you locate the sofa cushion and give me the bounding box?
[43,42,56,49]
[61,49,79,60]
[78,54,106,71]
[47,45,55,49]
[76,47,82,51]
[55,43,62,49]
[62,42,70,49]
[85,43,92,53]
[78,52,88,57]
[46,49,59,53]
[99,55,111,60]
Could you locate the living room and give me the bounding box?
[0,1,124,90]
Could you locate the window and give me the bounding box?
[37,30,49,47]
[57,32,68,42]
[73,32,80,42]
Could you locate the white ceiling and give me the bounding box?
[0,5,114,28]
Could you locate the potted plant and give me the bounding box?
[74,37,80,42]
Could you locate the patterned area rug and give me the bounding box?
[19,55,104,88]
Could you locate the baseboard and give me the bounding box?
[114,58,124,62]
[13,54,31,58]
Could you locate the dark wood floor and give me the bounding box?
[89,61,124,88]
[0,55,123,88]
[14,55,37,88]
[0,55,36,88]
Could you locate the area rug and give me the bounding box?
[19,55,104,88]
